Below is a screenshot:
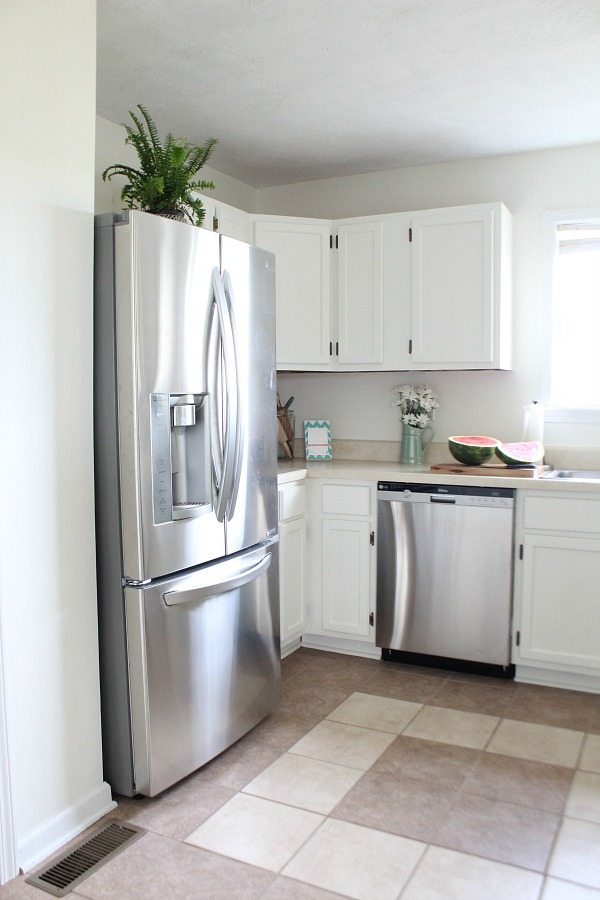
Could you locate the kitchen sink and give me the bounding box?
[540,470,600,481]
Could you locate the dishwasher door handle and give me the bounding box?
[430,496,456,503]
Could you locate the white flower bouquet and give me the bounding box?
[395,384,439,429]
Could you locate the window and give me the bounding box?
[547,214,600,413]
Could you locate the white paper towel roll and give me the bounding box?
[523,401,544,443]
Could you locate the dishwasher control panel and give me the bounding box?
[377,482,514,508]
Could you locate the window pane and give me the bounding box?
[551,228,600,408]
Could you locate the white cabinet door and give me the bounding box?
[517,533,600,671]
[213,201,251,243]
[193,195,251,242]
[279,517,306,649]
[254,218,332,369]
[409,203,511,370]
[321,518,371,637]
[337,219,384,367]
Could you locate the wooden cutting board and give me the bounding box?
[430,462,549,478]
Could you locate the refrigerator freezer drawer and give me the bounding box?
[124,545,280,796]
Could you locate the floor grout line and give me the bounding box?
[21,649,600,899]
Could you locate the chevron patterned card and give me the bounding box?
[304,420,333,460]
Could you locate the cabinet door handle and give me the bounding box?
[329,341,333,356]
[336,341,339,356]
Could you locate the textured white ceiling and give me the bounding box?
[97,0,600,187]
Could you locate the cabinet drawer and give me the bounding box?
[523,494,600,536]
[322,484,371,517]
[279,483,306,522]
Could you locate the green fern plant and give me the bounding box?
[102,105,217,226]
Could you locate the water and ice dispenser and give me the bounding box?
[150,392,211,523]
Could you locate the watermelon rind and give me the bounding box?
[448,435,500,466]
[495,441,544,466]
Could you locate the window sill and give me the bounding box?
[544,407,600,425]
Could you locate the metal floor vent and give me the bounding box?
[26,820,146,897]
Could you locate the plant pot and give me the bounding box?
[400,424,433,465]
[157,209,186,222]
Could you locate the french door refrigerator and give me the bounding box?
[94,210,280,797]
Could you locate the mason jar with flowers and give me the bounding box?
[395,384,439,464]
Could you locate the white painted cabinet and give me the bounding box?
[278,479,306,656]
[254,214,393,371]
[337,219,384,366]
[196,194,252,242]
[321,517,372,636]
[254,217,332,368]
[409,202,512,370]
[513,491,600,690]
[304,479,377,656]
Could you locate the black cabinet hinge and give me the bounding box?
[370,531,375,546]
[409,227,412,242]
[369,612,374,626]
[515,630,521,647]
[212,215,219,232]
[519,544,524,560]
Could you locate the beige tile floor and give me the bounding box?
[4,648,600,899]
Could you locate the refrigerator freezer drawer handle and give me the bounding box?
[162,553,271,607]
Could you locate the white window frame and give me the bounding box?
[543,208,600,424]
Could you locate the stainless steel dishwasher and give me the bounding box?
[376,481,515,677]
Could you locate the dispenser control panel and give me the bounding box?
[150,393,173,524]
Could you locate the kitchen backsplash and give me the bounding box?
[291,438,600,470]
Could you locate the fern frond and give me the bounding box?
[106,106,217,221]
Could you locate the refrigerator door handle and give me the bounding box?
[211,268,238,522]
[162,552,271,606]
[222,269,243,520]
[207,296,224,501]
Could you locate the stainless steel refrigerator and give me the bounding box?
[94,210,280,797]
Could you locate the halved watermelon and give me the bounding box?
[495,441,544,466]
[448,435,500,466]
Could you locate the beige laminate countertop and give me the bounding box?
[277,458,600,493]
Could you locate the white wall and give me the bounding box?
[0,0,113,877]
[95,115,259,215]
[263,144,600,448]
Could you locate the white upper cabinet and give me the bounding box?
[212,201,252,243]
[254,217,332,368]
[336,218,384,367]
[195,194,252,242]
[254,214,396,371]
[409,202,512,370]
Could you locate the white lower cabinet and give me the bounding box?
[322,518,371,637]
[513,491,600,690]
[278,480,306,656]
[304,479,377,657]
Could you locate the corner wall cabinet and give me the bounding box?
[278,479,307,657]
[408,202,512,370]
[513,491,600,691]
[303,479,378,657]
[254,202,512,372]
[254,214,407,371]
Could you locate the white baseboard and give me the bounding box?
[301,634,381,660]
[516,665,600,694]
[281,638,302,659]
[17,781,116,874]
